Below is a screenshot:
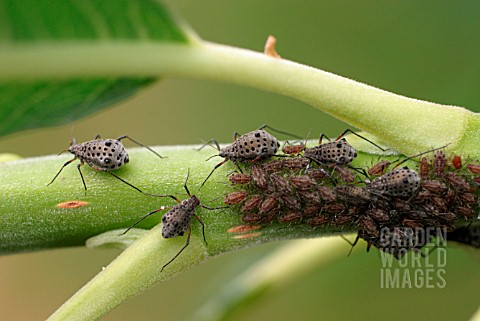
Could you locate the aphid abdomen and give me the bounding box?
[304,138,357,165]
[161,196,200,238]
[222,130,279,162]
[73,139,128,171]
[367,167,420,198]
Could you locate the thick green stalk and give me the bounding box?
[0,41,478,156]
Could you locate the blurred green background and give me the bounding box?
[1,1,480,320]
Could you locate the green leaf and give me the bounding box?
[0,0,192,136]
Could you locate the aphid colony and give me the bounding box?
[50,128,480,268]
[219,135,480,257]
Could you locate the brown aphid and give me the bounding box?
[290,175,316,190]
[474,177,480,185]
[335,185,371,204]
[433,150,446,176]
[282,142,306,155]
[393,198,412,212]
[259,195,279,214]
[224,191,248,205]
[368,160,391,176]
[444,172,470,192]
[303,204,322,217]
[431,196,448,212]
[297,189,321,204]
[279,194,302,210]
[251,164,269,190]
[270,173,292,194]
[358,216,379,238]
[445,188,456,204]
[404,210,428,220]
[307,215,330,226]
[457,205,474,218]
[282,157,310,169]
[436,212,457,224]
[459,192,477,204]
[466,163,480,175]
[333,214,353,226]
[402,218,423,229]
[421,180,447,194]
[261,208,280,224]
[228,173,252,185]
[241,195,263,213]
[242,213,263,223]
[419,157,430,179]
[415,190,432,202]
[452,155,462,169]
[306,168,329,180]
[323,202,346,214]
[279,211,304,223]
[263,160,283,172]
[334,166,355,183]
[317,186,337,202]
[366,208,390,222]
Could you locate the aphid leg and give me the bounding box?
[318,133,331,145]
[120,206,170,235]
[194,214,207,244]
[349,166,370,180]
[200,159,229,188]
[47,157,77,186]
[77,162,88,194]
[117,135,165,159]
[197,138,221,152]
[258,124,303,140]
[340,234,360,257]
[94,134,102,140]
[161,225,191,272]
[336,129,386,152]
[183,169,192,197]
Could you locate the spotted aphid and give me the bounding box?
[121,170,216,272]
[200,126,295,187]
[48,135,164,195]
[367,167,420,198]
[304,129,385,166]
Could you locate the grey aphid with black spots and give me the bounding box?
[367,167,420,198]
[48,135,164,195]
[304,138,357,165]
[219,129,280,162]
[161,195,201,238]
[70,138,129,171]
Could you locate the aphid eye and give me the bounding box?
[104,158,111,164]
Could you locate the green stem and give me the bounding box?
[0,41,478,156]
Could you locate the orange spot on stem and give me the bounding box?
[56,200,89,209]
[227,225,262,234]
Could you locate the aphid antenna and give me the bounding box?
[348,165,370,181]
[258,124,303,140]
[116,135,166,159]
[335,129,387,152]
[392,144,451,170]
